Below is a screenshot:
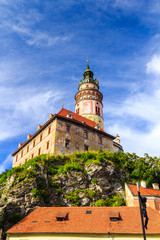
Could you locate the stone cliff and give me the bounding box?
[0,151,127,237]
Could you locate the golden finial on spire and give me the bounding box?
[62,100,65,109]
[86,57,90,69]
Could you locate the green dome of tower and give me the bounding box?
[79,60,98,85]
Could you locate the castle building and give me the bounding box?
[125,182,160,211]
[12,62,123,168]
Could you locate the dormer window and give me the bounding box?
[109,212,121,222]
[95,124,100,130]
[110,218,118,222]
[66,112,73,118]
[56,212,68,221]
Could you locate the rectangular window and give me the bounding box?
[84,131,88,139]
[21,150,23,157]
[33,140,36,148]
[25,158,27,163]
[48,126,51,135]
[65,139,70,148]
[86,210,92,214]
[99,137,102,144]
[66,125,70,133]
[46,141,50,150]
[84,145,88,151]
[40,134,43,142]
[38,148,41,155]
[16,155,18,162]
[96,106,100,116]
[27,145,29,153]
[31,153,34,159]
[76,127,79,134]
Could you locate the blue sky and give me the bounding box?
[1,0,160,172]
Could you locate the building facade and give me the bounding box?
[125,182,160,211]
[12,63,123,168]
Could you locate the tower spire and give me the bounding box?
[86,58,90,69]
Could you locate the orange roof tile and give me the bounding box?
[128,184,160,197]
[7,206,160,234]
[57,108,106,133]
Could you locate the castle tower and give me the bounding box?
[75,60,104,129]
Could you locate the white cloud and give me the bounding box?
[0,86,63,141]
[103,54,160,156]
[0,3,70,47]
[108,122,160,156]
[0,154,12,173]
[105,88,160,155]
[146,54,160,75]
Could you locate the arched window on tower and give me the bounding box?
[96,106,100,116]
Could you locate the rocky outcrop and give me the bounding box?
[0,153,126,239]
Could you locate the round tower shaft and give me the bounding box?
[75,61,104,129]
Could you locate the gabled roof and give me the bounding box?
[57,108,105,132]
[128,184,160,197]
[7,206,160,235]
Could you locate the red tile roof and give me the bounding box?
[7,207,160,234]
[57,108,105,132]
[128,184,160,197]
[12,108,117,156]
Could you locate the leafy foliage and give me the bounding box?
[95,194,126,207]
[64,189,81,205]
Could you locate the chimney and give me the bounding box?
[49,113,53,119]
[18,143,23,148]
[27,134,32,140]
[152,183,159,190]
[141,180,146,188]
[115,134,120,144]
[37,125,42,131]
